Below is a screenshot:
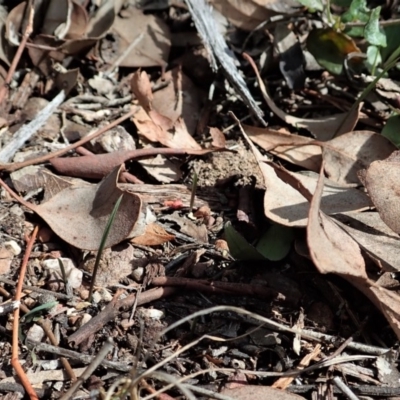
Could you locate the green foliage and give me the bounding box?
[307,28,360,75]
[224,222,265,261]
[364,7,387,47]
[382,115,400,147]
[296,0,323,12]
[224,222,294,262]
[21,301,59,324]
[307,0,392,75]
[381,25,400,62]
[255,224,294,261]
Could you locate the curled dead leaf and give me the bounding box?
[131,223,175,246]
[362,151,400,234]
[27,166,142,250]
[323,131,396,185]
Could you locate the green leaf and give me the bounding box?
[341,0,370,23]
[366,45,382,73]
[307,28,360,75]
[296,0,323,11]
[382,114,400,147]
[381,25,400,62]
[224,222,266,261]
[21,301,58,324]
[256,224,294,261]
[332,0,352,6]
[364,7,387,47]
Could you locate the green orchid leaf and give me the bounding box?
[256,224,294,261]
[224,222,266,261]
[382,115,400,147]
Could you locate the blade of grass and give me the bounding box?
[88,194,124,302]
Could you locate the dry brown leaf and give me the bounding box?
[244,53,361,140]
[244,124,322,171]
[105,7,171,68]
[238,120,371,226]
[27,166,142,250]
[334,213,400,272]
[138,154,182,183]
[307,165,400,340]
[211,0,299,31]
[132,71,201,149]
[210,0,270,31]
[307,165,368,279]
[362,151,400,234]
[151,68,202,136]
[220,385,307,400]
[323,131,396,185]
[131,223,175,246]
[81,244,134,288]
[209,127,226,148]
[161,213,208,243]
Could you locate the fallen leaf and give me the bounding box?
[161,212,208,243]
[210,0,271,31]
[104,7,171,68]
[81,244,135,287]
[308,165,400,340]
[220,385,307,400]
[244,124,322,172]
[151,68,203,136]
[244,53,361,140]
[27,166,142,250]
[131,223,175,246]
[239,121,371,226]
[322,130,397,185]
[209,127,226,148]
[138,154,182,183]
[334,212,400,272]
[362,151,400,234]
[307,165,368,279]
[131,71,201,150]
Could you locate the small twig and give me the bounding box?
[333,376,360,400]
[68,287,177,345]
[29,341,132,372]
[59,337,114,400]
[0,2,34,104]
[0,90,66,163]
[0,301,20,316]
[0,276,72,300]
[0,108,138,172]
[38,319,76,382]
[11,225,39,400]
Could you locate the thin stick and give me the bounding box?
[0,108,137,172]
[38,319,76,382]
[59,338,114,400]
[0,2,34,104]
[11,225,39,400]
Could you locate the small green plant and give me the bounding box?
[300,0,400,76]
